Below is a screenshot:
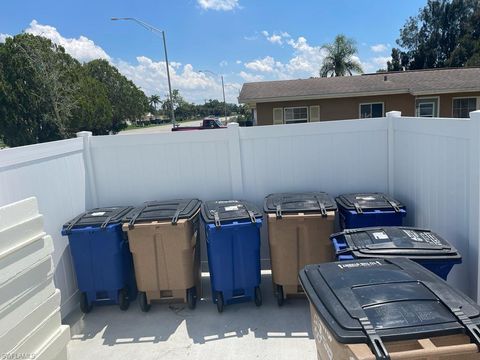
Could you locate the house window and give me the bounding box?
[360,103,384,118]
[284,107,308,124]
[416,98,439,117]
[453,98,477,118]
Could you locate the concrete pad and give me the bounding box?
[66,273,317,360]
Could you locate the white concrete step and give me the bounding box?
[0,289,61,353]
[0,255,53,312]
[36,325,70,360]
[0,235,54,285]
[0,275,56,331]
[0,197,39,232]
[11,307,62,355]
[0,215,45,259]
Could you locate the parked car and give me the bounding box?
[171,117,226,131]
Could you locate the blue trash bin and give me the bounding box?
[335,193,406,229]
[62,206,137,313]
[330,227,462,280]
[201,200,262,312]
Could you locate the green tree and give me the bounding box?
[396,0,480,69]
[68,76,112,136]
[320,35,363,77]
[84,59,148,133]
[0,34,81,146]
[148,94,161,114]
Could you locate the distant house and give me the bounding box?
[238,67,480,125]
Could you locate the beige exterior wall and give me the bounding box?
[255,91,480,126]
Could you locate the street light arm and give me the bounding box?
[111,17,164,35]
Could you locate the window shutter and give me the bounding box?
[310,105,320,122]
[273,108,284,125]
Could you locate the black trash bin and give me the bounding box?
[330,227,462,280]
[299,258,480,360]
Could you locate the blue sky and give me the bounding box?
[0,0,427,103]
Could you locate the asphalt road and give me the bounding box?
[120,117,237,135]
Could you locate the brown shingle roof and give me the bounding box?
[238,67,480,103]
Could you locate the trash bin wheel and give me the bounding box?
[118,288,130,311]
[80,292,92,314]
[254,286,262,307]
[187,287,197,310]
[139,291,151,312]
[275,284,284,306]
[216,292,224,313]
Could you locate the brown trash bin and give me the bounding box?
[264,192,337,305]
[123,199,202,312]
[299,258,480,360]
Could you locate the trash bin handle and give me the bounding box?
[128,205,147,230]
[65,211,89,233]
[382,195,401,213]
[314,195,327,217]
[171,201,191,225]
[242,203,256,223]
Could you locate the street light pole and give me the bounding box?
[199,70,228,122]
[221,75,227,121]
[111,17,176,125]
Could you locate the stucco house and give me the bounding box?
[238,67,480,125]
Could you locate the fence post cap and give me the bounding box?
[470,110,480,120]
[76,131,93,137]
[386,111,402,118]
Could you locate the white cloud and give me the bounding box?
[197,0,239,11]
[25,20,109,62]
[0,33,11,43]
[261,30,291,45]
[18,20,238,103]
[115,56,240,103]
[239,71,264,82]
[370,43,388,53]
[241,34,327,81]
[236,60,242,64]
[245,56,276,72]
[219,60,228,67]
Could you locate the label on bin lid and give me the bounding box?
[201,200,262,224]
[340,227,460,259]
[91,212,106,216]
[224,205,239,211]
[264,192,337,214]
[335,193,405,211]
[298,258,480,344]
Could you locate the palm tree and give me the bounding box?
[148,94,161,113]
[320,35,363,77]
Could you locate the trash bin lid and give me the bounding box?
[201,200,262,227]
[264,192,336,217]
[299,258,480,356]
[124,199,201,226]
[336,193,405,213]
[63,206,133,233]
[332,227,461,260]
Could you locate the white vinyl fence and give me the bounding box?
[1,111,480,316]
[0,138,86,317]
